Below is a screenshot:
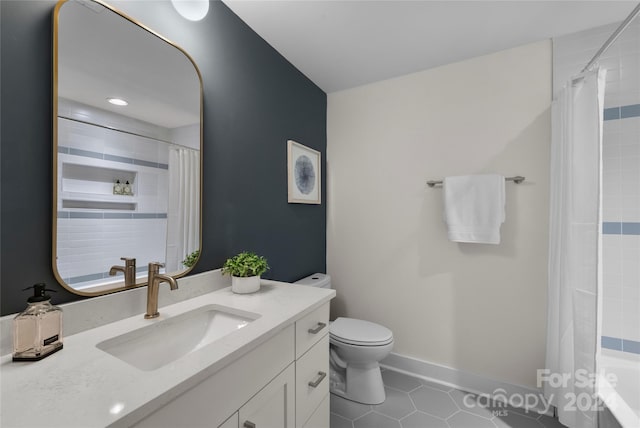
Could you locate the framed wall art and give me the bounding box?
[287,140,321,204]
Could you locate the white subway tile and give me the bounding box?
[622,309,640,342]
[620,116,640,137]
[623,285,640,303]
[602,297,624,332]
[603,280,623,300]
[603,144,622,160]
[621,235,640,250]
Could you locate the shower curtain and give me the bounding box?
[545,68,606,428]
[166,147,200,272]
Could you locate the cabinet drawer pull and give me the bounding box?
[243,421,256,428]
[308,371,327,388]
[308,322,326,334]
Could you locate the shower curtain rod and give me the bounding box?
[582,2,640,73]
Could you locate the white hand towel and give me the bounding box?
[443,174,505,244]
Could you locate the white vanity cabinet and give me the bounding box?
[295,303,330,428]
[232,302,330,428]
[217,364,296,428]
[301,395,330,428]
[133,325,295,428]
[218,413,239,428]
[238,364,295,428]
[133,302,331,428]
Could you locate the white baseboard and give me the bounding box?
[381,352,553,416]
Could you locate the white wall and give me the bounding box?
[327,40,551,389]
[171,124,200,151]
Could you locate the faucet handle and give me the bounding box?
[121,257,136,266]
[148,261,165,275]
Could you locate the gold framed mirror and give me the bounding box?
[52,0,202,295]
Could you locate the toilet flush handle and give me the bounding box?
[308,322,326,334]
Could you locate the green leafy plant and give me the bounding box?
[222,251,269,278]
[182,250,200,268]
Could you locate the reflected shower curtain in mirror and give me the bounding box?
[166,147,200,272]
[545,69,605,428]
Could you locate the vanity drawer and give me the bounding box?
[295,302,329,358]
[302,393,329,428]
[296,334,329,427]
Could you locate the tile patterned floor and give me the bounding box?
[330,369,567,428]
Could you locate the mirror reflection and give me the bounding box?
[53,0,202,295]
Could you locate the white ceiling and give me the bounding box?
[222,0,638,93]
[58,0,201,129]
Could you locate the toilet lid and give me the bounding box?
[330,317,393,346]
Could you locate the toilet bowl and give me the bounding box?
[329,317,393,404]
[294,274,394,405]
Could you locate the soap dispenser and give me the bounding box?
[113,179,123,195]
[123,180,133,196]
[13,284,63,361]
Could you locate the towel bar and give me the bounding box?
[426,175,525,188]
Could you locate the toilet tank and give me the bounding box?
[294,273,331,289]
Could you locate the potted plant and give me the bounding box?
[182,249,200,268]
[222,251,269,294]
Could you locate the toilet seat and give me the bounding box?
[329,317,393,347]
[330,334,393,347]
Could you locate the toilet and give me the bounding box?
[294,273,394,405]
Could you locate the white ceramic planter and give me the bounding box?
[231,275,261,294]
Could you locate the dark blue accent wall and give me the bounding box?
[0,0,327,315]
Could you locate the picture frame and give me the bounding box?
[287,140,321,204]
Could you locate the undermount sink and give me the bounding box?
[97,305,260,371]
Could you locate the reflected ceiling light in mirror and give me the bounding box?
[171,0,209,21]
[107,97,128,106]
[109,402,125,415]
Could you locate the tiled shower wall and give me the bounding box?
[57,108,170,290]
[554,19,640,354]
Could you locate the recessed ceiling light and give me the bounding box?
[107,97,128,106]
[171,0,209,21]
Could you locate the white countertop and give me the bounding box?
[0,280,335,428]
